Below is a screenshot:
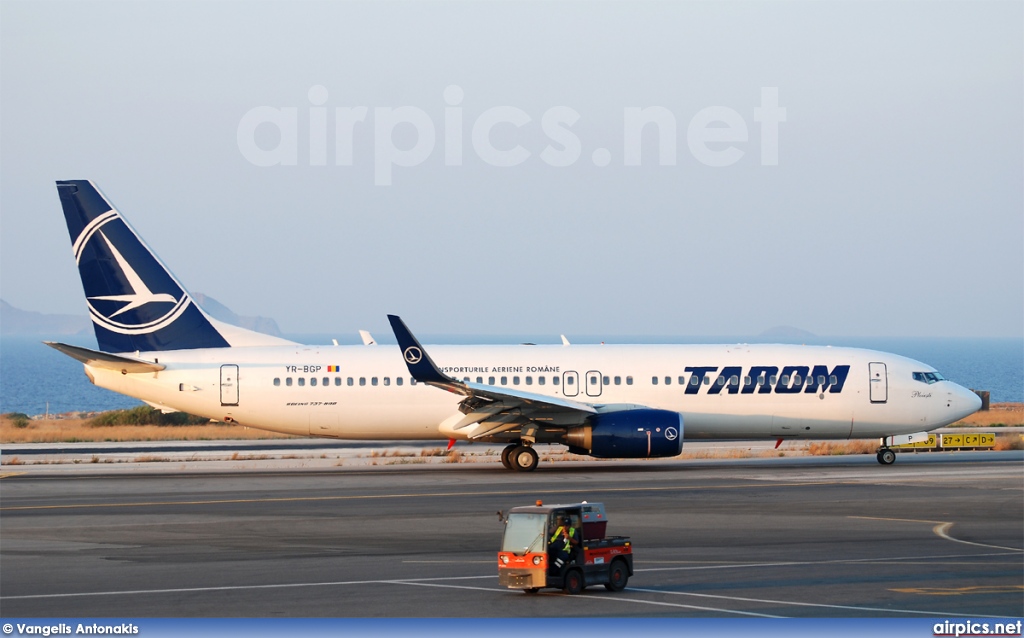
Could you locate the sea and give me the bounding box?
[1,334,1021,417]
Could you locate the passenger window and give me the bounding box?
[591,376,598,385]
[273,378,281,386]
[397,377,403,386]
[678,376,685,385]
[553,377,560,386]
[539,376,546,385]
[603,376,610,385]
[526,376,533,385]
[690,375,699,386]
[829,375,837,385]
[626,376,633,385]
[566,377,574,386]
[411,378,417,385]
[298,378,306,387]
[335,377,341,386]
[476,377,483,384]
[322,377,328,386]
[372,377,378,386]
[359,377,366,386]
[703,376,711,385]
[513,376,520,385]
[286,377,293,387]
[384,377,390,386]
[744,376,751,386]
[793,375,802,385]
[730,375,739,385]
[488,376,495,385]
[818,375,826,385]
[780,375,790,385]
[665,376,671,385]
[715,376,725,386]
[310,377,317,387]
[757,376,765,386]
[501,376,507,385]
[347,377,354,386]
[652,377,659,385]
[614,376,621,385]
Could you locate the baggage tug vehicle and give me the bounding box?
[498,501,633,594]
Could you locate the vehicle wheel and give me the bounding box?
[562,568,584,595]
[524,588,540,594]
[877,448,896,465]
[604,559,629,592]
[500,444,517,470]
[511,446,539,472]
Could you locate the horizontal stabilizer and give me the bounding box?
[44,341,165,373]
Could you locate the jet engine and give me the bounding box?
[566,409,683,458]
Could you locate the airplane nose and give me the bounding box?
[951,384,983,421]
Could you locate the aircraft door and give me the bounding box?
[220,364,239,406]
[586,370,603,397]
[868,362,887,403]
[563,371,579,397]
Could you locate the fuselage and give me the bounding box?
[83,342,982,443]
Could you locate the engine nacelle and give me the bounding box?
[566,409,683,459]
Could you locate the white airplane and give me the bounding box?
[47,180,982,471]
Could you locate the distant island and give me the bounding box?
[0,295,283,337]
[190,293,283,337]
[0,299,90,336]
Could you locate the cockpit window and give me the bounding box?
[913,371,946,384]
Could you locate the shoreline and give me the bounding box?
[2,402,1021,445]
[2,404,1021,467]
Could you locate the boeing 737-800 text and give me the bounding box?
[47,180,982,470]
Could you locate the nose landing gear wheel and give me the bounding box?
[876,448,896,465]
[510,445,539,472]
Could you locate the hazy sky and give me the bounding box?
[2,1,1021,338]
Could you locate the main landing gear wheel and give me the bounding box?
[510,445,539,472]
[876,448,896,465]
[500,444,518,470]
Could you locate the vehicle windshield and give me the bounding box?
[502,513,547,554]
[913,371,946,385]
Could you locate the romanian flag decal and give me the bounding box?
[327,365,339,372]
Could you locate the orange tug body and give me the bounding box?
[498,501,633,594]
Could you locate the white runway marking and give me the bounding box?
[932,522,1024,552]
[635,550,1021,574]
[0,575,493,600]
[626,587,1008,618]
[849,516,1024,553]
[390,581,783,617]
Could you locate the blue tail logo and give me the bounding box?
[57,180,229,352]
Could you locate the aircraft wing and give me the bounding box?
[387,315,596,440]
[44,341,166,373]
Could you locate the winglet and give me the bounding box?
[386,315,451,385]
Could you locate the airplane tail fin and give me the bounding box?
[55,180,295,353]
